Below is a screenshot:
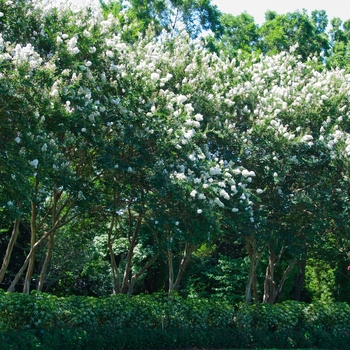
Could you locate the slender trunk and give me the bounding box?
[253,267,259,303]
[37,189,61,291]
[263,248,276,304]
[108,216,120,294]
[8,226,56,292]
[128,254,158,295]
[172,242,193,292]
[23,200,38,294]
[294,250,307,301]
[245,271,253,304]
[245,236,263,303]
[37,234,55,292]
[167,249,174,294]
[0,217,21,284]
[263,243,297,304]
[245,237,253,303]
[274,258,297,301]
[121,214,142,294]
[8,203,75,292]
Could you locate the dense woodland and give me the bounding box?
[1,0,350,305]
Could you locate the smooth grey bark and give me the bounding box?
[37,189,62,291]
[0,217,21,284]
[262,244,297,304]
[121,212,142,294]
[245,236,263,303]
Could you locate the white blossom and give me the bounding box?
[183,129,195,139]
[67,36,80,55]
[301,134,313,142]
[150,72,160,81]
[242,169,255,177]
[30,159,39,168]
[177,95,187,104]
[214,197,225,207]
[209,167,221,176]
[190,190,197,197]
[219,189,230,200]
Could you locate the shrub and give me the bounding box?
[1,291,350,349]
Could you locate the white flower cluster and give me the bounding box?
[66,36,80,55]
[12,43,42,69]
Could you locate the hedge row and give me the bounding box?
[0,290,349,349]
[1,326,349,349]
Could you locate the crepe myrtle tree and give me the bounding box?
[0,41,93,293]
[0,31,62,291]
[0,1,109,293]
[1,0,257,295]
[74,21,259,294]
[209,47,350,303]
[168,37,350,303]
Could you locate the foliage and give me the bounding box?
[1,0,350,304]
[100,0,222,39]
[1,291,350,349]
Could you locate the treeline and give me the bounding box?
[101,0,350,67]
[1,0,350,304]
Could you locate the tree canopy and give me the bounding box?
[1,0,350,303]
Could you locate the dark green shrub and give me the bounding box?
[0,329,40,349]
[1,291,350,349]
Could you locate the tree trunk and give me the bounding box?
[23,200,38,294]
[263,248,276,304]
[127,254,158,295]
[275,258,297,301]
[263,243,297,304]
[108,216,120,294]
[172,242,193,292]
[121,213,142,294]
[167,249,174,293]
[244,236,263,303]
[8,200,75,292]
[8,225,57,292]
[253,266,259,303]
[294,251,307,301]
[37,234,55,291]
[0,217,21,284]
[37,189,61,291]
[167,242,194,295]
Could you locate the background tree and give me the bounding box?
[259,10,329,59]
[100,0,222,38]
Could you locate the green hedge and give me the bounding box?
[0,327,349,349]
[0,290,349,349]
